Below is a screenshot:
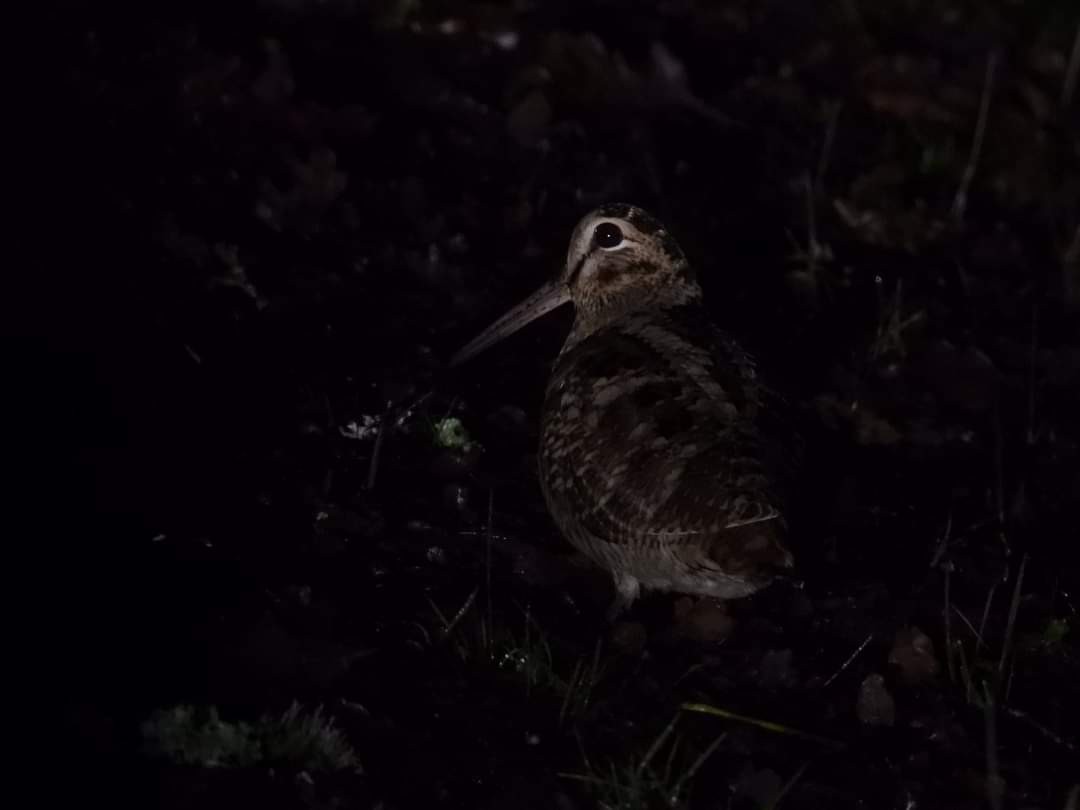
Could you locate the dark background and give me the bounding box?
[29,1,1080,808]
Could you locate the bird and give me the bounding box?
[452,204,794,617]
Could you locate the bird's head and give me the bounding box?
[452,204,702,366]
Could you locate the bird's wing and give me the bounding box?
[540,309,787,570]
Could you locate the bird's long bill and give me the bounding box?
[451,280,571,367]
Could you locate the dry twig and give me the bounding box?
[1064,18,1080,108]
[952,52,1000,221]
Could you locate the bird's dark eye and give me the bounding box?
[593,222,624,249]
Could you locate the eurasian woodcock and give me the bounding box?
[453,204,794,616]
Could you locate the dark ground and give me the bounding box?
[27,1,1080,807]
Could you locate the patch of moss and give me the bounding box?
[142,702,361,773]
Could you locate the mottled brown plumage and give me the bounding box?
[453,204,793,615]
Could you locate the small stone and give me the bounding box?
[674,598,736,644]
[889,626,940,685]
[857,673,896,727]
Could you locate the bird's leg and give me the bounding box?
[606,574,641,621]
